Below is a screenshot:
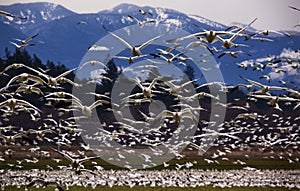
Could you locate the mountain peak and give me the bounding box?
[0,2,76,32]
[99,3,143,14]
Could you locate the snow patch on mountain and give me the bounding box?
[189,15,225,29]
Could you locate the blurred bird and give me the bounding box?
[0,10,27,19]
[103,26,161,56]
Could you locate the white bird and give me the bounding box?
[14,33,38,45]
[155,108,198,123]
[10,41,34,49]
[156,44,181,56]
[127,76,162,99]
[259,75,271,83]
[5,73,45,88]
[151,52,184,64]
[77,20,87,25]
[250,94,300,111]
[240,75,287,94]
[113,55,146,64]
[72,98,110,117]
[26,129,56,141]
[0,98,41,112]
[37,67,78,88]
[217,51,250,58]
[53,148,101,171]
[128,15,156,26]
[161,79,196,95]
[78,60,108,70]
[0,133,28,144]
[139,9,153,16]
[166,28,234,44]
[216,18,257,49]
[0,10,27,19]
[104,26,161,56]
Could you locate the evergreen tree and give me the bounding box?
[184,64,195,81]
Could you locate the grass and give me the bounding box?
[3,186,300,191]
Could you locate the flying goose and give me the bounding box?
[288,5,300,12]
[103,26,161,56]
[166,28,234,44]
[0,98,41,112]
[150,51,184,64]
[53,148,101,171]
[0,133,28,144]
[240,75,287,94]
[14,33,38,45]
[10,41,34,49]
[72,98,110,117]
[5,73,45,88]
[139,9,153,16]
[113,55,147,64]
[250,94,300,111]
[126,76,162,99]
[0,10,27,19]
[78,60,108,70]
[216,18,257,49]
[128,15,156,26]
[217,51,251,58]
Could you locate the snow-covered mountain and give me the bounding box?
[0,2,76,32]
[0,2,299,86]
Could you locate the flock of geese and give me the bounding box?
[1,169,300,190]
[0,4,299,190]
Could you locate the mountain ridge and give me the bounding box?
[1,2,299,86]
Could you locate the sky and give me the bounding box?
[1,0,300,31]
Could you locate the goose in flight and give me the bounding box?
[14,33,38,45]
[72,98,110,117]
[216,18,257,49]
[53,148,101,172]
[0,133,28,144]
[10,41,34,49]
[0,10,27,19]
[161,79,196,95]
[34,67,77,88]
[113,55,146,64]
[128,15,156,26]
[139,9,153,16]
[77,20,87,25]
[156,44,181,56]
[0,63,45,76]
[166,27,234,44]
[5,73,45,88]
[249,94,300,111]
[78,60,108,70]
[126,76,162,99]
[26,129,56,141]
[16,84,44,95]
[217,51,251,58]
[0,98,41,112]
[156,108,198,123]
[289,5,300,12]
[177,92,219,102]
[150,51,184,64]
[103,26,161,56]
[240,75,286,95]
